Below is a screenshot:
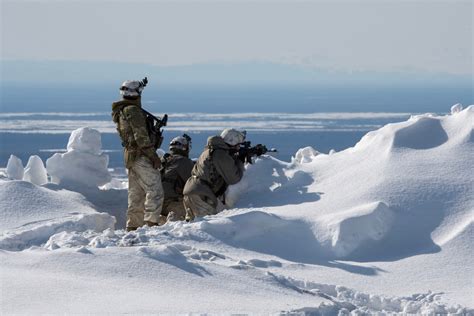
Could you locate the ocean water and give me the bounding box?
[0,112,411,168]
[1,83,469,169]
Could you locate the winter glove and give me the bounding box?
[150,153,161,169]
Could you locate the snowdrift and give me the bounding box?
[227,105,473,260]
[1,105,473,313]
[0,180,116,251]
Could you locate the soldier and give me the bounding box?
[183,128,246,221]
[159,134,194,223]
[111,79,164,231]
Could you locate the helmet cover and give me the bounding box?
[220,128,246,146]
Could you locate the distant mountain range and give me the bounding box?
[2,60,471,87]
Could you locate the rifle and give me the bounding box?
[142,109,167,149]
[139,77,168,149]
[237,141,277,164]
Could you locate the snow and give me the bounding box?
[451,103,463,114]
[22,155,48,185]
[293,146,321,164]
[1,106,473,314]
[66,126,103,155]
[6,154,24,180]
[46,127,111,187]
[318,201,395,258]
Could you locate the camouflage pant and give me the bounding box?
[162,198,186,222]
[183,194,225,221]
[127,156,164,229]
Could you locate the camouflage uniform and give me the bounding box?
[160,151,194,221]
[183,136,244,220]
[112,97,164,230]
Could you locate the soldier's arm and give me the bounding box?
[177,158,194,183]
[123,106,155,157]
[213,150,244,185]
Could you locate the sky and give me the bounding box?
[1,0,473,75]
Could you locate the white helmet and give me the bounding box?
[220,128,246,146]
[169,134,192,153]
[119,80,144,97]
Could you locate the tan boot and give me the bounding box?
[158,215,168,226]
[145,221,158,227]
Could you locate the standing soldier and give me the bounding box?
[159,134,194,223]
[111,78,164,231]
[183,128,246,221]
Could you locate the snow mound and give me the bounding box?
[318,202,395,258]
[226,156,319,208]
[46,127,111,187]
[229,105,474,260]
[23,155,48,185]
[293,146,321,163]
[6,155,24,180]
[392,116,448,149]
[0,212,115,251]
[66,127,102,155]
[198,210,326,260]
[0,180,100,231]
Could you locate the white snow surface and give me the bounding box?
[1,106,473,314]
[46,127,112,187]
[22,155,48,185]
[6,154,24,180]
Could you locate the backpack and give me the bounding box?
[112,102,167,149]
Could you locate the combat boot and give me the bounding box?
[167,211,178,222]
[158,215,167,226]
[145,221,158,227]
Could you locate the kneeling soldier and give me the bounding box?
[183,128,246,221]
[160,134,194,223]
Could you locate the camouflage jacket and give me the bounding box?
[111,97,156,168]
[183,136,244,205]
[160,152,194,201]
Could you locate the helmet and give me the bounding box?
[169,134,192,153]
[119,80,144,97]
[220,128,246,146]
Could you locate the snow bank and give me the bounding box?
[317,202,395,257]
[0,180,102,232]
[46,127,111,187]
[228,105,474,260]
[6,155,24,180]
[0,212,115,251]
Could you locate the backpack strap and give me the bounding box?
[111,102,136,147]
